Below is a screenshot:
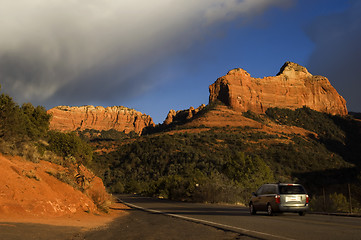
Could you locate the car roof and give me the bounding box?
[266,183,303,186]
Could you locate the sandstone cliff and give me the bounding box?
[209,62,348,115]
[163,104,206,125]
[48,105,155,133]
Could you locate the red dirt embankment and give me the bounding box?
[0,154,128,228]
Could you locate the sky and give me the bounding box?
[0,0,360,123]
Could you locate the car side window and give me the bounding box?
[256,186,263,195]
[263,185,270,194]
[272,185,278,194]
[263,185,275,194]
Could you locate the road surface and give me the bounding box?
[117,194,361,240]
[2,195,361,239]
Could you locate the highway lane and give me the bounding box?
[117,194,361,240]
[81,207,248,240]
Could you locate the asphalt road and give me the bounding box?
[0,200,248,240]
[0,222,82,240]
[80,207,248,240]
[0,211,246,240]
[117,194,361,240]
[2,195,361,240]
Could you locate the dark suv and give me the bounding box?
[249,183,309,216]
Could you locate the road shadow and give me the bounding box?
[0,222,82,240]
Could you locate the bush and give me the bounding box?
[310,193,349,213]
[90,189,112,213]
[0,94,27,141]
[242,110,265,123]
[0,94,50,142]
[192,172,243,204]
[48,131,93,165]
[265,106,345,143]
[92,131,274,204]
[110,182,125,193]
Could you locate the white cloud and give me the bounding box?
[0,0,293,106]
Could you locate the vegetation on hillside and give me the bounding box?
[89,131,274,203]
[87,105,361,212]
[263,107,361,212]
[3,81,360,212]
[0,89,111,212]
[0,85,92,163]
[264,106,361,165]
[0,85,113,212]
[47,131,93,165]
[0,95,50,142]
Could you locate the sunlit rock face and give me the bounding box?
[48,105,154,133]
[163,104,206,125]
[209,62,348,115]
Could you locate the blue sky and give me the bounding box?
[1,0,360,123]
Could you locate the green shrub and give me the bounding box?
[110,181,125,193]
[242,110,265,123]
[310,193,349,213]
[0,94,50,142]
[265,106,345,143]
[91,131,274,204]
[47,131,93,165]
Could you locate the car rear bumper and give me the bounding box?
[278,204,309,212]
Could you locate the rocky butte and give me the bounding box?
[209,62,348,115]
[48,105,154,134]
[164,104,206,125]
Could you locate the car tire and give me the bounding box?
[267,204,273,216]
[298,211,306,216]
[249,203,256,215]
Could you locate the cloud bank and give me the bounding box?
[306,0,361,112]
[0,0,292,107]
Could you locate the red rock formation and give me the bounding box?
[164,109,177,125]
[0,154,109,218]
[209,62,348,115]
[48,105,154,134]
[163,104,206,125]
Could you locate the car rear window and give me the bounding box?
[279,185,306,194]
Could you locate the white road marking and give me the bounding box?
[118,198,295,240]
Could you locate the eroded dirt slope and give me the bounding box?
[0,154,127,227]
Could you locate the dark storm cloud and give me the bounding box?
[0,0,293,107]
[306,0,361,112]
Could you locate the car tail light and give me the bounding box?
[306,195,309,204]
[275,195,281,204]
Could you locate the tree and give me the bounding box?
[48,131,93,165]
[0,94,26,141]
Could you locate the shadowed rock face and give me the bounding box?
[48,105,154,133]
[209,62,348,115]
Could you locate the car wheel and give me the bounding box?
[249,203,256,215]
[267,204,273,216]
[298,211,306,216]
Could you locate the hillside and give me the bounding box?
[3,61,358,214]
[83,63,361,212]
[0,89,124,224]
[0,154,104,218]
[86,104,361,212]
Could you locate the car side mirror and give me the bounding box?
[252,192,257,197]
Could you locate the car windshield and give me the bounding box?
[279,185,306,194]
